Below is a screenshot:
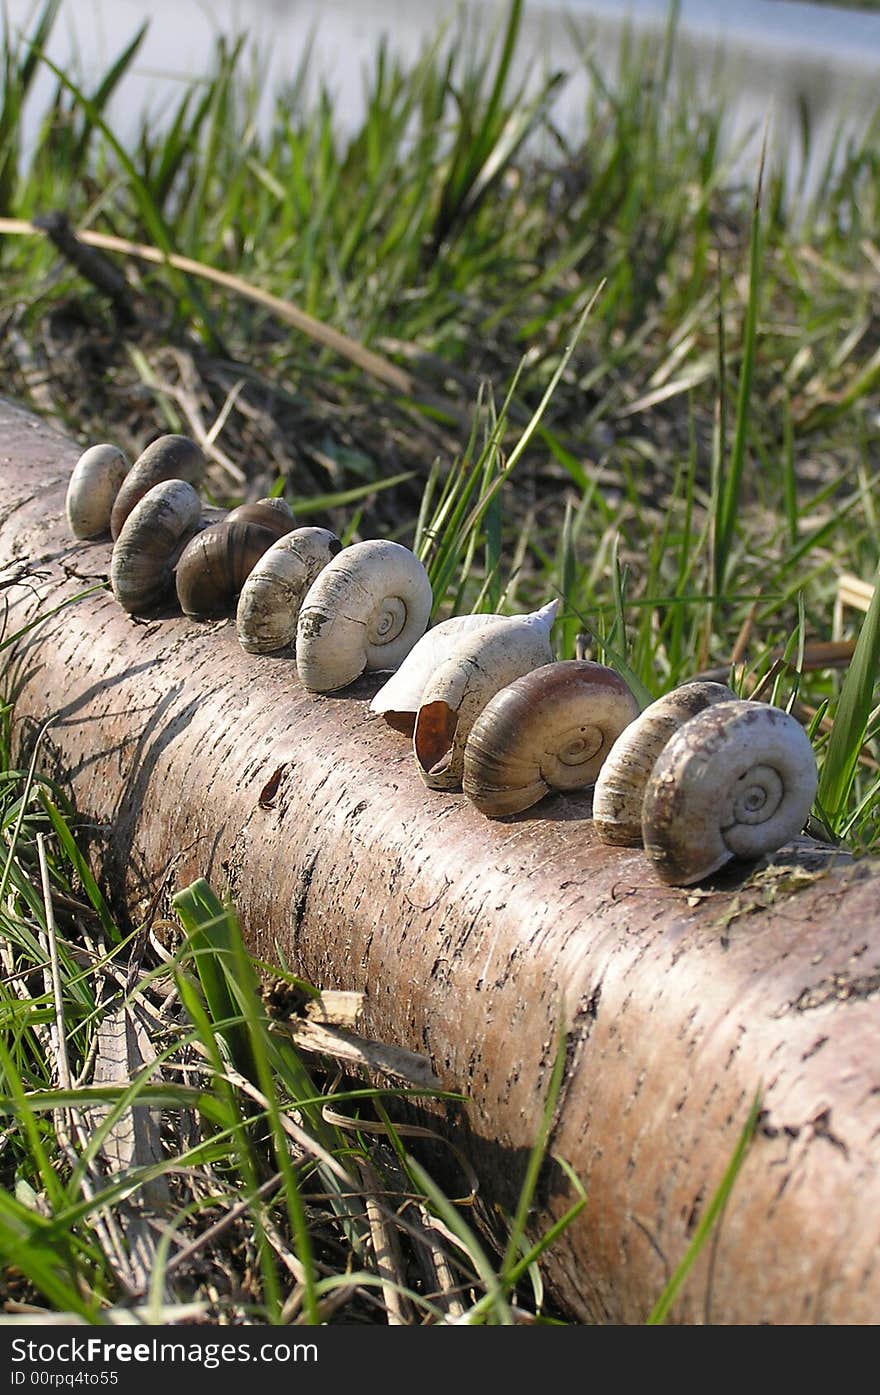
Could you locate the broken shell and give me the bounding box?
[463,659,641,817]
[593,680,737,846]
[642,699,818,886]
[175,503,296,620]
[236,527,343,654]
[110,434,205,540]
[296,539,433,693]
[413,599,559,792]
[110,478,203,615]
[65,442,129,540]
[369,611,523,735]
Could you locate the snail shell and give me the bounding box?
[296,539,433,693]
[110,478,203,615]
[225,498,296,531]
[413,599,559,792]
[175,501,296,620]
[236,527,343,654]
[593,680,737,846]
[110,434,205,540]
[462,659,641,817]
[369,610,532,735]
[642,699,818,886]
[65,443,129,539]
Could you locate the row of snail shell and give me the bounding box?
[593,681,819,885]
[66,435,434,684]
[66,439,820,888]
[65,434,345,626]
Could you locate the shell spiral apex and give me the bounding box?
[295,539,432,693]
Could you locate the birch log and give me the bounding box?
[2,396,879,1324]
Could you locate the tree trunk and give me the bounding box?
[2,396,879,1325]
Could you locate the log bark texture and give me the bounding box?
[2,396,880,1325]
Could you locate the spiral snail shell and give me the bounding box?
[174,499,297,620]
[236,526,343,654]
[642,699,818,885]
[413,599,558,792]
[110,478,203,615]
[296,539,433,693]
[110,434,205,541]
[462,659,640,817]
[65,443,130,540]
[593,680,737,846]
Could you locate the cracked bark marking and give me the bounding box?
[403,877,451,912]
[801,1034,829,1062]
[793,967,880,1012]
[546,982,602,1149]
[811,1108,849,1157]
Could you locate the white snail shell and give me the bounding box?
[642,699,819,886]
[413,599,559,792]
[296,539,433,693]
[593,680,737,846]
[462,659,640,817]
[369,610,534,735]
[65,443,130,540]
[110,478,203,615]
[236,527,343,654]
[110,434,205,541]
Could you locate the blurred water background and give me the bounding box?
[4,0,880,206]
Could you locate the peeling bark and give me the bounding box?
[2,397,880,1324]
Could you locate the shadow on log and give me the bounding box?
[2,396,879,1324]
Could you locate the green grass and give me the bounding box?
[0,0,877,1323]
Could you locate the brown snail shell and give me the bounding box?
[236,527,343,654]
[175,502,296,620]
[296,539,433,693]
[413,601,558,792]
[110,434,205,540]
[65,443,129,539]
[462,660,640,817]
[592,680,737,846]
[642,699,819,886]
[110,479,203,615]
[225,499,296,532]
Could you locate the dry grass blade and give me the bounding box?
[220,1067,357,1190]
[85,1000,171,1295]
[412,1204,469,1320]
[90,999,169,1202]
[837,572,875,615]
[322,1107,479,1204]
[273,1017,441,1090]
[0,217,429,401]
[34,835,143,1297]
[357,1157,413,1325]
[0,1301,211,1325]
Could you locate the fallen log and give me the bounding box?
[2,396,879,1325]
